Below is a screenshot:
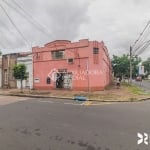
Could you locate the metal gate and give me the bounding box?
[63,73,72,89]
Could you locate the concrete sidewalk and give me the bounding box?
[0,86,150,102]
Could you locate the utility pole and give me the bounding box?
[129,21,150,84]
[129,46,132,84]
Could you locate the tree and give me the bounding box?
[112,54,129,78]
[132,56,142,77]
[111,54,141,79]
[142,57,150,77]
[13,64,27,92]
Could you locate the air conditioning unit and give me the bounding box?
[67,58,74,64]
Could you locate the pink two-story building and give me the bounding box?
[32,39,112,91]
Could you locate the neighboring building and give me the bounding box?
[17,53,33,89]
[2,53,18,88]
[32,39,112,91]
[0,56,2,88]
[148,75,150,80]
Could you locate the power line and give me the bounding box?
[10,0,52,37]
[129,21,150,83]
[2,0,51,38]
[132,21,150,51]
[0,3,29,46]
[133,40,150,53]
[133,27,150,54]
[135,40,150,55]
[0,18,22,40]
[0,16,27,48]
[131,20,150,58]
[0,21,23,47]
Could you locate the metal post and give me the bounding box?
[129,46,132,84]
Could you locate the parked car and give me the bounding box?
[135,76,142,81]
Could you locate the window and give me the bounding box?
[93,48,99,64]
[46,77,51,84]
[34,78,40,83]
[93,48,99,54]
[51,50,65,59]
[58,68,67,73]
[68,58,74,64]
[35,53,41,60]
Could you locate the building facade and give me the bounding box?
[17,54,33,89]
[2,53,18,88]
[32,39,112,91]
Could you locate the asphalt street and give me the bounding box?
[0,96,150,150]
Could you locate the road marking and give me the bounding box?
[38,100,54,103]
[83,101,92,106]
[38,100,113,106]
[64,102,84,106]
[90,102,112,106]
[64,101,113,106]
[82,101,113,106]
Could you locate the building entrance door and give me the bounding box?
[55,72,72,89]
[56,73,64,88]
[63,73,72,89]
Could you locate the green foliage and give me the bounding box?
[142,57,150,76]
[132,56,142,77]
[128,85,144,95]
[13,64,27,80]
[112,54,129,77]
[112,54,141,78]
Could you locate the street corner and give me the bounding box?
[0,95,31,105]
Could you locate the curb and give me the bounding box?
[0,93,73,100]
[0,93,150,103]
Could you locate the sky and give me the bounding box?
[0,0,150,59]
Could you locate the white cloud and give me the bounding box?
[0,0,150,59]
[78,0,150,58]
